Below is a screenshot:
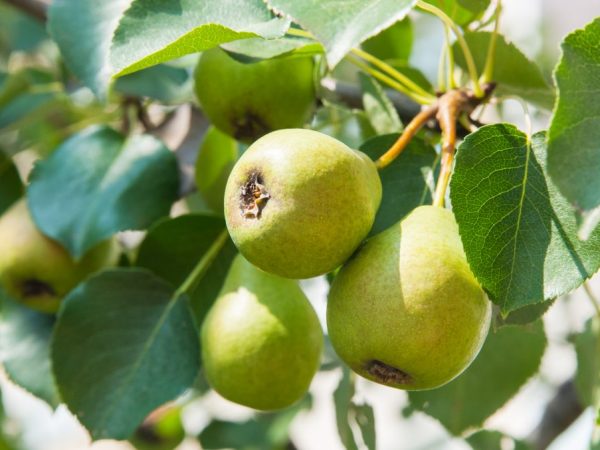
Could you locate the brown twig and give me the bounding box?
[3,0,49,21]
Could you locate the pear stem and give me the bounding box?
[175,230,229,297]
[375,104,439,169]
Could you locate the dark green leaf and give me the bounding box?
[48,0,133,98]
[266,0,416,67]
[361,18,413,63]
[136,214,237,324]
[574,318,600,407]
[0,92,56,129]
[496,299,555,328]
[199,397,310,449]
[195,126,239,214]
[450,125,600,313]
[359,74,403,135]
[409,321,546,435]
[311,102,376,149]
[0,294,60,408]
[426,0,490,26]
[547,18,600,211]
[360,134,438,235]
[0,153,22,216]
[454,32,554,109]
[111,0,289,78]
[52,268,200,440]
[115,64,194,104]
[28,126,180,257]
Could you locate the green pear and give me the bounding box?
[201,255,323,410]
[224,128,382,279]
[327,205,491,390]
[0,199,119,313]
[194,48,316,143]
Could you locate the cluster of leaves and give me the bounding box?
[0,0,599,448]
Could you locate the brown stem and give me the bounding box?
[3,0,50,21]
[375,104,439,169]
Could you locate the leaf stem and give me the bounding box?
[416,0,483,97]
[375,104,439,169]
[345,55,434,105]
[443,24,457,89]
[481,0,502,83]
[350,48,436,102]
[175,230,229,297]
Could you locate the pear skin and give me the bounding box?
[201,255,323,410]
[224,128,382,279]
[327,205,491,390]
[194,48,316,143]
[0,199,119,313]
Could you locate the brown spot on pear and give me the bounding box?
[224,129,382,279]
[0,199,120,313]
[327,205,491,390]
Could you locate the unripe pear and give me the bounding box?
[194,48,316,143]
[0,199,119,313]
[201,255,323,410]
[327,206,491,390]
[224,128,382,279]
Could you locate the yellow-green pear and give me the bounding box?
[194,48,316,143]
[224,129,382,279]
[201,255,323,410]
[327,206,491,390]
[0,199,119,313]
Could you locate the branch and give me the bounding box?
[528,380,584,450]
[3,0,50,21]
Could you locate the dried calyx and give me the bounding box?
[240,172,270,219]
[20,279,56,298]
[367,359,412,385]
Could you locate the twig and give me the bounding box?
[3,0,49,21]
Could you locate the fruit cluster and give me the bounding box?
[0,49,492,414]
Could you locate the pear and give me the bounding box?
[327,205,491,390]
[194,48,316,143]
[0,199,119,313]
[201,255,323,410]
[224,128,382,279]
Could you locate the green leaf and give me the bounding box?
[311,102,376,149]
[28,126,180,258]
[408,321,546,435]
[222,36,323,62]
[495,299,555,328]
[0,152,22,216]
[574,318,600,408]
[136,214,237,324]
[115,64,194,104]
[450,125,600,313]
[48,0,133,98]
[195,126,239,214]
[266,0,416,67]
[466,430,532,450]
[52,268,200,440]
[0,295,60,408]
[360,134,438,236]
[198,397,310,449]
[361,17,413,63]
[453,32,554,109]
[426,0,490,26]
[547,18,600,211]
[354,402,376,450]
[359,73,403,135]
[333,368,359,450]
[111,0,289,77]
